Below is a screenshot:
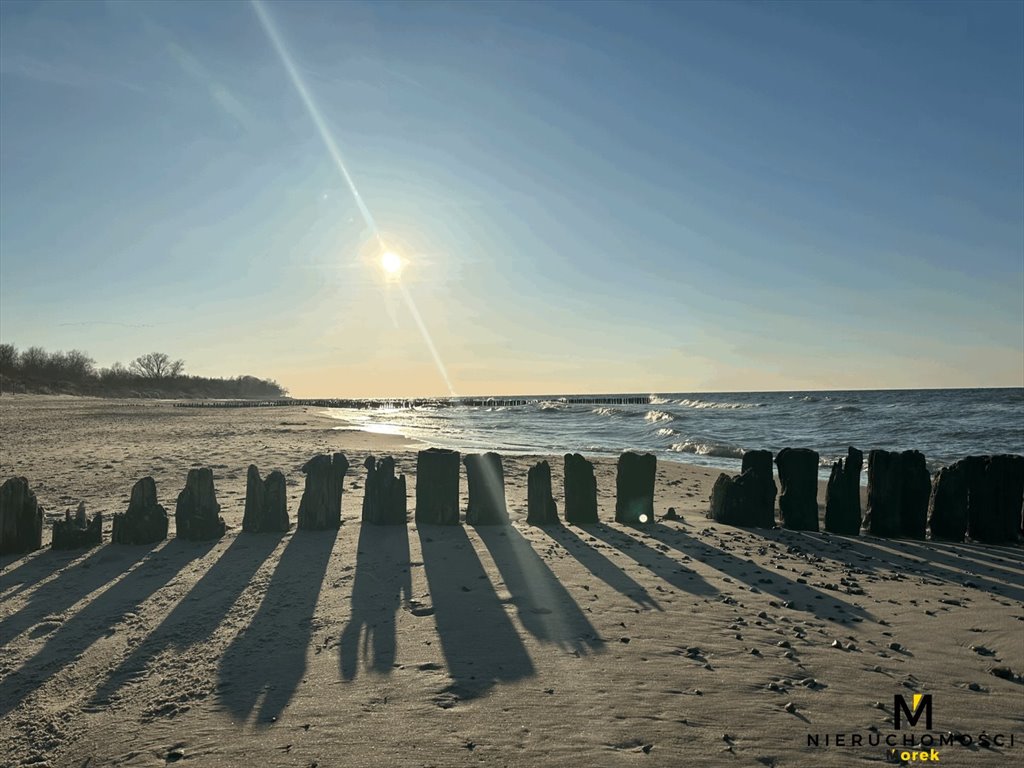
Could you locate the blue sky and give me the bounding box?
[1,0,1021,397]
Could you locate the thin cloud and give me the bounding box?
[0,54,147,93]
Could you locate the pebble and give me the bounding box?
[784,702,797,714]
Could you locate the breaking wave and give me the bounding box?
[676,398,763,410]
[644,410,675,422]
[669,440,745,459]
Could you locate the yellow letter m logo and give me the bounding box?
[894,693,933,730]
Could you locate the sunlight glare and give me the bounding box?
[381,250,403,277]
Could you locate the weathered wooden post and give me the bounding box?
[111,477,168,545]
[900,450,931,539]
[742,449,777,528]
[709,451,777,528]
[865,450,929,539]
[464,452,510,525]
[415,448,460,525]
[242,465,290,533]
[825,446,863,535]
[775,448,819,531]
[527,460,559,525]
[928,460,968,541]
[52,502,103,550]
[297,453,349,530]
[362,455,407,525]
[865,449,902,537]
[992,454,1024,543]
[615,451,656,524]
[967,454,1024,544]
[563,453,598,525]
[175,467,226,540]
[0,476,43,555]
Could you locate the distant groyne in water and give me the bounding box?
[172,394,655,409]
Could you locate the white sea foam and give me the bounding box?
[676,398,761,410]
[656,427,677,437]
[644,409,675,422]
[669,440,745,459]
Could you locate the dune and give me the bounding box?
[1,397,1021,767]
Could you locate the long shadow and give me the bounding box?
[583,524,720,598]
[476,525,603,654]
[217,529,337,723]
[536,525,661,611]
[1,549,92,598]
[417,525,535,700]
[0,540,210,718]
[783,531,1024,604]
[338,524,411,681]
[647,524,874,622]
[91,532,283,706]
[0,544,151,643]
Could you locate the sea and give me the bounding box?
[325,388,1024,480]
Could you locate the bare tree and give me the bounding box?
[0,343,17,374]
[19,346,49,375]
[129,352,185,379]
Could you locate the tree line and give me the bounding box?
[0,344,287,399]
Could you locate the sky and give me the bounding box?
[1,0,1022,398]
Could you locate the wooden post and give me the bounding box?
[297,453,349,530]
[243,465,290,533]
[527,460,559,525]
[775,448,819,531]
[563,453,598,525]
[415,448,460,525]
[465,452,509,525]
[112,477,168,545]
[615,451,656,524]
[0,476,43,555]
[824,446,863,535]
[174,467,226,541]
[362,455,407,525]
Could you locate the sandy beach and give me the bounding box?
[1,397,1022,767]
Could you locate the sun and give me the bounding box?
[380,250,403,277]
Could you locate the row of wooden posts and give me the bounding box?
[1,447,1022,556]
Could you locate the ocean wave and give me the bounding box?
[790,395,821,403]
[669,440,745,459]
[655,427,677,437]
[834,405,862,413]
[676,398,763,410]
[649,394,671,405]
[592,407,623,417]
[644,409,675,422]
[537,400,569,412]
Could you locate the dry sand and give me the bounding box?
[1,396,1022,767]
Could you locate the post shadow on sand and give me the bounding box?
[475,525,603,654]
[338,524,412,681]
[91,532,283,706]
[583,523,720,598]
[217,529,337,723]
[1,547,94,599]
[784,531,1024,604]
[0,539,211,718]
[417,525,535,700]
[535,524,662,611]
[0,544,151,643]
[647,523,873,622]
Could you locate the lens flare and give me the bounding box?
[252,0,456,396]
